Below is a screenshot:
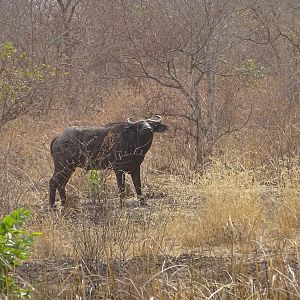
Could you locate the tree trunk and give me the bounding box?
[195,91,207,168]
[56,0,79,109]
[196,117,205,168]
[206,45,216,161]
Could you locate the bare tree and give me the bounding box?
[100,0,252,166]
[56,0,81,70]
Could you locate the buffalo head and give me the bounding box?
[125,115,168,134]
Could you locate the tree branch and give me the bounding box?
[216,98,253,142]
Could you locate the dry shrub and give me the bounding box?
[71,212,134,263]
[274,171,300,237]
[30,212,74,259]
[198,189,265,245]
[167,161,266,249]
[171,195,265,250]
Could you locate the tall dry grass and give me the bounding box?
[0,106,300,299]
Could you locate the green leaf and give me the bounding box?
[1,216,15,229]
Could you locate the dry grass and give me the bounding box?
[1,112,300,299]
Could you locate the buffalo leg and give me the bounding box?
[49,176,58,208]
[58,169,74,207]
[131,167,147,205]
[49,168,74,207]
[115,171,125,206]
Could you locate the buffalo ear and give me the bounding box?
[152,123,168,132]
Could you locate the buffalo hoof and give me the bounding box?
[49,204,58,211]
[139,198,149,206]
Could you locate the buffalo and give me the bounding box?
[49,115,168,207]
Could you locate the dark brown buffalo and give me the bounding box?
[49,116,168,207]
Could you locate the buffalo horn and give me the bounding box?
[127,117,135,124]
[147,115,163,123]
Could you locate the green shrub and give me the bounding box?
[0,208,41,298]
[88,169,102,193]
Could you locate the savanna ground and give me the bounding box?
[1,94,300,300]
